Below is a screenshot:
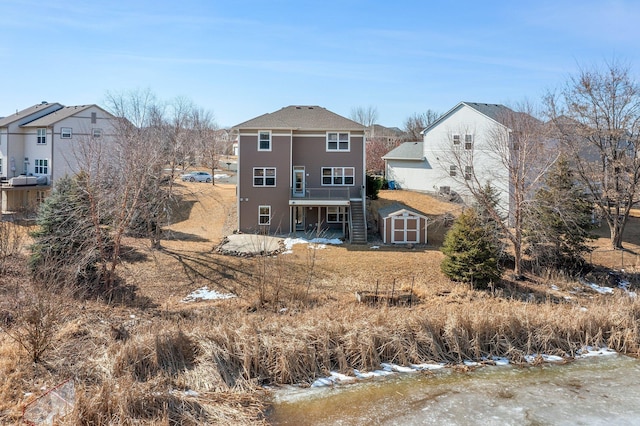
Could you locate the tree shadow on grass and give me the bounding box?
[160,247,255,294]
[162,230,210,242]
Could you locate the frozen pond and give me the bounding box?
[268,355,640,425]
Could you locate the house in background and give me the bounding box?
[233,105,367,243]
[384,102,516,212]
[0,102,116,213]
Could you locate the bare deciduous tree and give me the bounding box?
[546,60,640,249]
[192,108,221,185]
[439,102,557,277]
[403,110,441,141]
[350,105,379,127]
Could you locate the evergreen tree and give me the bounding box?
[474,183,507,260]
[441,208,502,289]
[525,157,595,270]
[30,175,111,291]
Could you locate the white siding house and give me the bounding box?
[0,102,116,212]
[384,102,514,211]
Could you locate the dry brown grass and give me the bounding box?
[1,182,640,424]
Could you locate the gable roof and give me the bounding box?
[0,102,64,127]
[21,105,100,127]
[233,105,365,131]
[377,202,428,219]
[422,101,513,134]
[382,141,424,160]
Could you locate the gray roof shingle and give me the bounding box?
[382,141,424,160]
[233,105,365,131]
[0,102,63,127]
[377,202,427,218]
[22,105,95,127]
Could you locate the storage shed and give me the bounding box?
[378,203,428,244]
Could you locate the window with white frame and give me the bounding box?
[34,159,48,174]
[321,167,354,185]
[464,134,473,150]
[449,165,457,177]
[61,127,72,138]
[327,206,347,223]
[452,134,460,145]
[253,167,276,186]
[465,165,473,180]
[37,128,46,144]
[258,131,271,151]
[327,132,350,151]
[36,190,46,204]
[258,205,271,225]
[92,128,103,138]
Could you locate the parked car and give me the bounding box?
[181,171,213,182]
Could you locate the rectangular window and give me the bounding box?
[327,132,350,151]
[36,190,46,204]
[321,167,355,186]
[61,127,72,138]
[258,131,271,151]
[464,134,473,150]
[91,112,97,124]
[327,206,347,223]
[34,159,48,175]
[37,128,46,144]
[465,166,473,180]
[0,158,2,174]
[253,167,276,186]
[452,134,460,145]
[258,205,271,225]
[92,128,103,138]
[449,165,457,177]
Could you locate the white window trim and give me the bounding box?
[326,206,347,223]
[92,128,103,138]
[258,205,271,225]
[37,128,47,144]
[34,158,48,175]
[464,134,473,150]
[464,165,473,180]
[61,127,72,139]
[326,132,350,152]
[321,167,355,186]
[452,134,461,145]
[449,165,457,177]
[258,131,272,151]
[253,167,276,187]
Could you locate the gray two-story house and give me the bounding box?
[233,106,367,243]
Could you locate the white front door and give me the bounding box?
[293,167,305,197]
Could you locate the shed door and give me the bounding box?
[392,214,419,243]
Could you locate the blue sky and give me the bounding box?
[2,0,639,128]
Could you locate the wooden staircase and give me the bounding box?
[349,200,367,244]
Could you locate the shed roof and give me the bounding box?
[382,141,423,160]
[377,202,428,218]
[233,105,365,131]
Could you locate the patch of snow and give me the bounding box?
[577,346,617,358]
[410,363,446,371]
[282,237,343,254]
[182,286,236,302]
[329,371,356,383]
[370,245,380,249]
[525,354,564,363]
[551,285,559,291]
[463,360,480,366]
[381,363,416,373]
[580,279,614,294]
[213,173,229,179]
[184,389,199,397]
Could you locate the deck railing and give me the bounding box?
[290,187,350,200]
